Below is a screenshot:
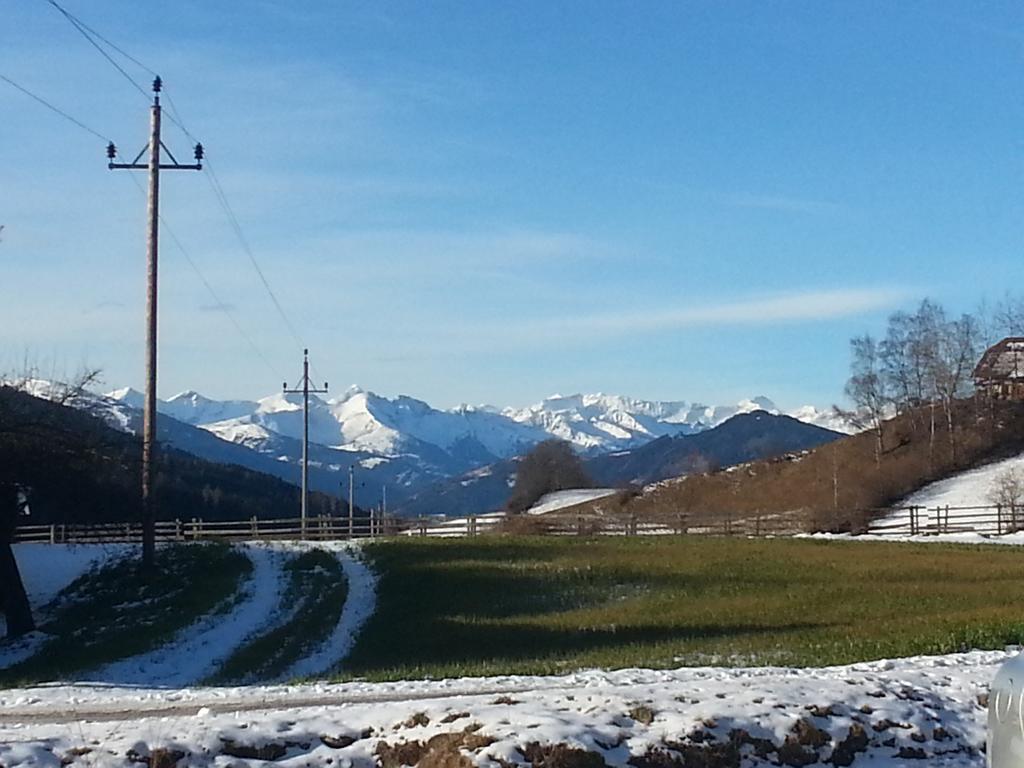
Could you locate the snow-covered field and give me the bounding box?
[0,651,1003,766]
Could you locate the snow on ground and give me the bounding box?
[0,543,130,665]
[0,650,1005,767]
[84,544,290,686]
[2,540,378,688]
[402,511,507,537]
[902,452,1024,508]
[527,488,618,515]
[279,542,378,681]
[872,452,1024,532]
[807,530,1024,547]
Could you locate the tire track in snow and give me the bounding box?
[82,546,287,687]
[278,542,378,680]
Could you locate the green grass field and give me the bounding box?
[343,536,1024,680]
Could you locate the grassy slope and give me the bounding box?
[0,542,250,686]
[344,536,1024,680]
[208,549,348,684]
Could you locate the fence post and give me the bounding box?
[577,514,584,536]
[998,504,1003,536]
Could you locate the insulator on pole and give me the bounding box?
[106,142,117,160]
[193,143,204,161]
[152,76,162,93]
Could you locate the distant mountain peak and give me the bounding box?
[105,387,144,409]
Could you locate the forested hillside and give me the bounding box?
[0,387,344,524]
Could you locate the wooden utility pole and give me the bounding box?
[348,464,355,538]
[284,349,327,537]
[108,76,203,567]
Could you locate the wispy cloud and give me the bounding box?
[501,287,909,340]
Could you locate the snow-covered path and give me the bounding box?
[2,540,378,688]
[280,542,378,680]
[0,650,1006,766]
[84,545,289,686]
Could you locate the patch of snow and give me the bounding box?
[1,543,130,645]
[528,488,619,515]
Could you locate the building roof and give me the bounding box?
[974,337,1024,382]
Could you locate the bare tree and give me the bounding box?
[988,467,1024,509]
[507,440,592,513]
[929,313,982,461]
[839,334,888,465]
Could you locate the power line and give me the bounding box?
[44,0,151,101]
[123,174,285,382]
[46,0,157,78]
[143,87,312,354]
[40,0,320,377]
[0,73,110,142]
[201,159,309,350]
[112,68,312,356]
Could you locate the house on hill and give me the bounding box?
[975,337,1024,399]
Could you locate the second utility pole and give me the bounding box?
[284,349,327,537]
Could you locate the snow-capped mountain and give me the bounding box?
[92,384,856,508]
[103,386,852,463]
[499,393,795,450]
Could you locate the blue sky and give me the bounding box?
[2,1,1022,409]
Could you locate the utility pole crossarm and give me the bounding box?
[106,75,202,569]
[284,348,328,538]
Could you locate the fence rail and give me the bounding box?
[867,504,1024,536]
[17,504,1019,545]
[400,508,806,539]
[14,514,400,544]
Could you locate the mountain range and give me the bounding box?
[397,411,843,518]
[92,385,851,513]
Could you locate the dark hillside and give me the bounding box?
[587,411,840,487]
[0,387,346,525]
[398,411,842,517]
[609,397,1024,533]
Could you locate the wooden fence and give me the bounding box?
[14,514,400,544]
[867,505,1024,536]
[18,505,1018,545]
[401,509,806,538]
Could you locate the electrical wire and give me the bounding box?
[45,0,152,101]
[46,0,158,78]
[124,173,286,382]
[201,159,309,351]
[39,0,324,381]
[0,73,110,142]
